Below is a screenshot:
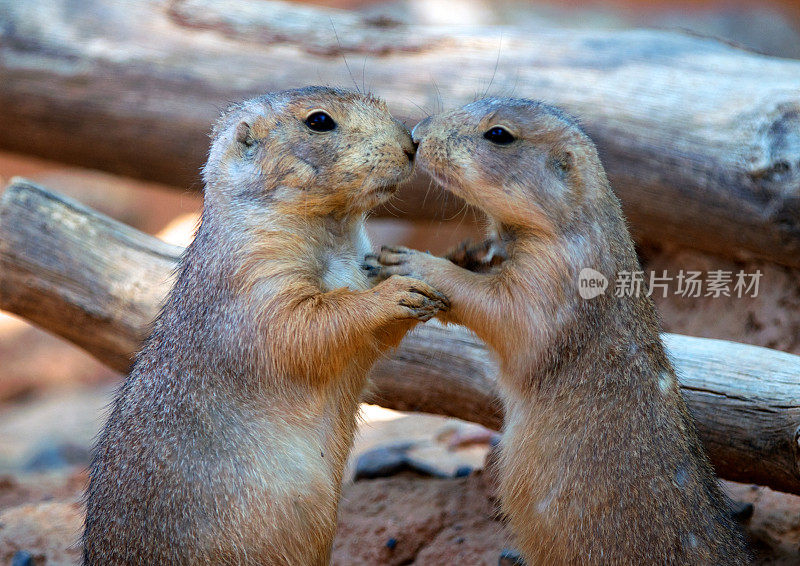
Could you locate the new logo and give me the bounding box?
[578,268,608,300]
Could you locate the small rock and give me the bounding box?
[499,548,526,566]
[24,441,89,472]
[354,443,448,480]
[454,466,472,478]
[354,443,414,480]
[11,550,34,566]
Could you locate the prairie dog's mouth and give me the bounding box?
[367,159,414,190]
[416,157,465,201]
[364,173,405,203]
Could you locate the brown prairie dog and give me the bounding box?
[373,99,750,565]
[82,87,448,565]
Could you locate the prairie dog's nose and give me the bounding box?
[400,134,416,162]
[412,117,432,144]
[393,118,416,162]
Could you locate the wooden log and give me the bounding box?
[1,179,799,494]
[0,179,179,371]
[1,0,800,266]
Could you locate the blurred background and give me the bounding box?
[1,1,799,564]
[325,0,800,58]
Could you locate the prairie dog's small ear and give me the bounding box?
[235,121,255,147]
[551,150,574,178]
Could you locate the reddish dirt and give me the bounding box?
[1,470,799,565]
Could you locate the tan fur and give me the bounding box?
[82,87,448,565]
[373,99,750,565]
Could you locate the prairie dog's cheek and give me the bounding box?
[438,144,470,179]
[293,136,340,171]
[224,159,261,188]
[337,145,369,176]
[465,148,504,187]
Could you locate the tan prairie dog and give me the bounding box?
[82,87,449,565]
[372,99,750,565]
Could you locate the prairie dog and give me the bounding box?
[82,87,448,565]
[373,98,749,565]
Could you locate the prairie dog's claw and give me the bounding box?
[408,283,450,311]
[380,245,411,254]
[363,253,388,280]
[381,275,450,321]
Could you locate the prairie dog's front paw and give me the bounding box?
[378,275,450,322]
[374,245,437,280]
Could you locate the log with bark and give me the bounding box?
[1,0,800,267]
[1,179,799,494]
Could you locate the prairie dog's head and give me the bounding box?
[412,98,608,233]
[204,87,415,216]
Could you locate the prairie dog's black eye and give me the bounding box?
[305,111,336,132]
[483,126,515,145]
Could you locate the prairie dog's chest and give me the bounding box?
[320,228,371,292]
